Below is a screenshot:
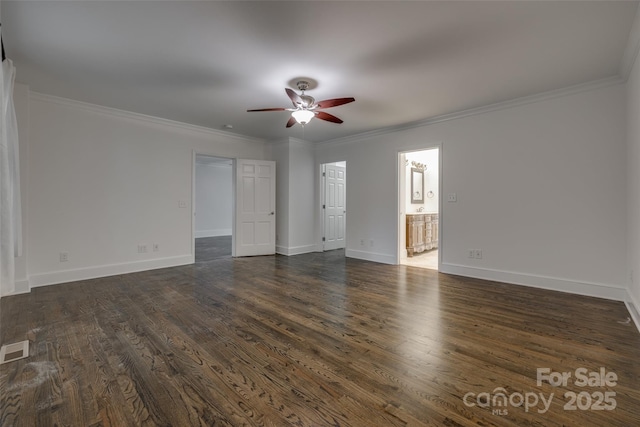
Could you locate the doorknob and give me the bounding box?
[269,212,275,215]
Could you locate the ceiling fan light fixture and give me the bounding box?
[292,109,315,125]
[247,81,354,128]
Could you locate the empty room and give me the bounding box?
[1,1,640,426]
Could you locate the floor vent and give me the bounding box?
[0,340,29,364]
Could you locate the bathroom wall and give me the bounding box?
[405,148,439,214]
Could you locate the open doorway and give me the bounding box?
[399,148,440,270]
[321,161,346,252]
[194,155,233,262]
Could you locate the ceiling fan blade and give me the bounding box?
[286,88,303,108]
[315,111,343,124]
[286,116,297,128]
[315,97,355,109]
[246,107,288,112]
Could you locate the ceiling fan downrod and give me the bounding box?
[296,81,310,92]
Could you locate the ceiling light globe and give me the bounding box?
[292,110,315,125]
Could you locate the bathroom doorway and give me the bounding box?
[398,148,440,270]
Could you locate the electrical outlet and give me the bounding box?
[138,244,148,253]
[360,239,365,246]
[153,243,159,252]
[448,193,457,202]
[178,200,187,208]
[59,252,69,262]
[468,250,475,259]
[369,239,374,247]
[474,249,482,259]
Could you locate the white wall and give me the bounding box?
[9,75,630,306]
[626,39,640,316]
[22,92,266,287]
[195,161,232,238]
[316,82,627,299]
[271,139,290,251]
[270,138,316,255]
[12,83,30,294]
[288,139,316,252]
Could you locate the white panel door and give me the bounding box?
[234,159,276,257]
[324,164,346,251]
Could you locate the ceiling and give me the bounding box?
[2,1,637,143]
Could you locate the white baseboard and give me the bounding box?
[0,279,31,298]
[29,255,194,288]
[14,279,30,295]
[625,291,640,333]
[0,286,31,299]
[439,263,627,301]
[276,244,316,256]
[345,249,396,265]
[195,229,232,238]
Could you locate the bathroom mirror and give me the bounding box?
[411,168,424,204]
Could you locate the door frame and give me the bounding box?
[317,160,347,252]
[321,162,347,251]
[191,151,235,260]
[396,144,443,268]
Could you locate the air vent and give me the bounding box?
[0,340,29,364]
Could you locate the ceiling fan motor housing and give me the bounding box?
[300,95,315,108]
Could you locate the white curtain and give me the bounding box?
[0,34,22,296]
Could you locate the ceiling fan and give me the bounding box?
[247,80,355,128]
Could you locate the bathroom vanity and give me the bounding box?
[406,213,439,257]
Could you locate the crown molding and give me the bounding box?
[28,91,266,144]
[621,3,640,82]
[317,75,624,148]
[27,71,624,151]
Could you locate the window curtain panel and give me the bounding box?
[0,26,22,296]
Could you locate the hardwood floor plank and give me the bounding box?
[1,247,640,426]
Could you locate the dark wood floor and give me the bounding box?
[195,236,232,263]
[1,248,640,426]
